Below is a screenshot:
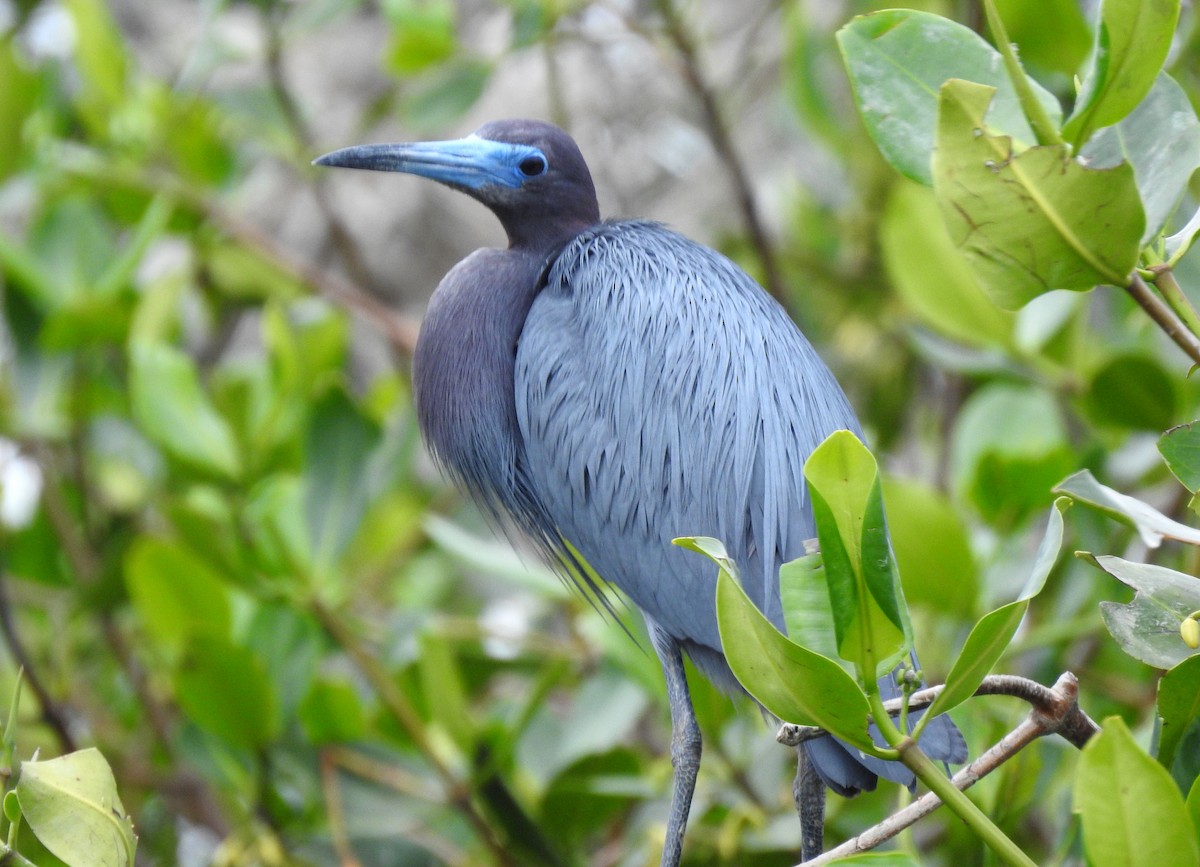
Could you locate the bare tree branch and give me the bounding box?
[778,672,1097,864]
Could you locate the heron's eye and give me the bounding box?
[519,156,547,177]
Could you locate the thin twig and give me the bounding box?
[0,565,75,753]
[1149,266,1200,345]
[52,149,421,356]
[780,672,1096,865]
[309,600,520,867]
[261,5,383,296]
[804,716,1044,865]
[320,750,364,867]
[653,0,787,305]
[1124,273,1200,366]
[778,672,1098,749]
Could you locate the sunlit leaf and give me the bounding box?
[933,80,1143,308]
[17,748,137,867]
[881,180,1014,347]
[716,569,874,749]
[0,37,39,181]
[128,342,241,479]
[923,500,1064,722]
[1074,716,1199,867]
[837,9,1062,185]
[779,550,840,662]
[805,431,908,679]
[1064,0,1181,148]
[1081,74,1200,243]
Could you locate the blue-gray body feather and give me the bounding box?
[415,219,963,795]
[515,221,858,686]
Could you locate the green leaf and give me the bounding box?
[804,431,908,679]
[673,535,741,580]
[385,2,457,75]
[1160,422,1200,492]
[1074,716,1199,867]
[836,9,1062,186]
[128,342,241,479]
[779,550,841,662]
[1081,553,1200,669]
[934,79,1144,308]
[3,790,19,825]
[0,37,39,181]
[1081,74,1200,243]
[243,475,313,581]
[418,631,472,749]
[124,536,231,654]
[16,748,137,867]
[951,383,1074,524]
[299,679,367,744]
[882,475,979,618]
[1054,470,1200,547]
[716,569,874,750]
[400,59,491,132]
[881,180,1015,347]
[992,0,1091,77]
[1063,0,1181,148]
[923,499,1064,722]
[1188,775,1200,839]
[63,0,130,133]
[1084,353,1179,431]
[203,241,305,301]
[175,636,280,750]
[305,387,383,572]
[1158,655,1200,771]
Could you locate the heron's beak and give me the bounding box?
[313,135,532,191]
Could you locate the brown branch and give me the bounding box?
[261,5,384,297]
[1125,273,1200,366]
[0,564,76,753]
[309,601,520,867]
[653,0,788,306]
[202,203,420,356]
[778,672,1097,864]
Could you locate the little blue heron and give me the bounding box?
[315,119,964,865]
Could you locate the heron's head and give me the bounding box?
[314,119,600,250]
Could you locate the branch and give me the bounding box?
[309,601,528,867]
[653,0,788,306]
[1124,273,1200,367]
[779,672,1097,865]
[0,565,75,754]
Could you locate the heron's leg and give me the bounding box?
[645,616,701,867]
[794,745,825,860]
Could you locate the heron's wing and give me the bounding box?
[515,221,861,664]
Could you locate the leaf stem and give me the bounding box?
[868,690,1036,867]
[1124,273,1200,365]
[982,0,1064,147]
[0,842,36,866]
[1149,267,1200,342]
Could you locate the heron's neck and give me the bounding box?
[412,246,548,512]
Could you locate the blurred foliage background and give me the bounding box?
[0,0,1198,864]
